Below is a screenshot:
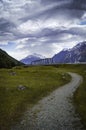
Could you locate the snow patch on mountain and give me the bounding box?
[20,53,46,65]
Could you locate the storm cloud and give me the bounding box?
[0,0,86,60]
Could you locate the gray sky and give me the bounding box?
[0,0,86,60]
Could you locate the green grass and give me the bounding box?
[0,64,86,129]
[0,66,71,130]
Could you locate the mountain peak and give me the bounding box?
[32,53,45,59]
[20,53,45,65]
[72,41,86,51]
[53,41,86,63]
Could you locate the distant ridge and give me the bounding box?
[0,49,24,68]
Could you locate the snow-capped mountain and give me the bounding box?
[53,41,86,63]
[20,41,86,65]
[20,53,45,65]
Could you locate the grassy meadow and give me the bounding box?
[0,66,71,130]
[0,64,86,129]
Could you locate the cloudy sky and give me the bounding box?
[0,0,86,60]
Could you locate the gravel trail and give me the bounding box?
[12,72,84,130]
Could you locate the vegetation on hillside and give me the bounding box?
[0,49,23,68]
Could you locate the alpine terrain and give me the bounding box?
[53,41,86,64]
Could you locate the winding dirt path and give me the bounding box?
[12,72,84,130]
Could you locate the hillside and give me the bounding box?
[53,49,68,63]
[0,49,24,68]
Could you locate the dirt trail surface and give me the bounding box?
[12,72,84,130]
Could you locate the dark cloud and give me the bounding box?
[20,0,86,24]
[67,27,86,38]
[41,0,72,6]
[0,0,3,3]
[0,18,15,33]
[71,0,86,10]
[42,0,86,10]
[20,0,72,21]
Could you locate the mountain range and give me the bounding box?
[21,41,86,65]
[0,41,86,68]
[20,53,45,65]
[53,41,86,64]
[0,49,23,68]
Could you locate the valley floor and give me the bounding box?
[0,64,86,129]
[12,72,84,130]
[0,66,70,130]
